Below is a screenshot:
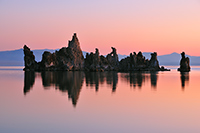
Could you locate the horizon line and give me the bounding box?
[0,47,195,57]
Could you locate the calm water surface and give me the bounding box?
[0,66,200,133]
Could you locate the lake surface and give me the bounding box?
[0,66,200,133]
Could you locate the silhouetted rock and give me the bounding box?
[84,48,101,71]
[120,51,144,71]
[66,33,84,70]
[136,51,147,67]
[24,33,84,71]
[51,33,84,71]
[149,52,159,69]
[84,47,119,71]
[23,33,169,71]
[119,51,168,71]
[38,51,58,71]
[178,52,190,72]
[23,45,38,71]
[105,47,119,70]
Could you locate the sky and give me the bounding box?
[0,0,200,55]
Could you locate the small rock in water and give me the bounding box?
[177,52,190,72]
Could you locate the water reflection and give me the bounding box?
[42,71,84,106]
[85,72,118,92]
[120,72,158,89]
[24,71,35,95]
[150,72,158,89]
[24,71,84,106]
[180,72,189,90]
[23,71,182,106]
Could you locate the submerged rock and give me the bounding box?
[177,52,190,72]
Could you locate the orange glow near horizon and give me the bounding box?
[0,0,200,56]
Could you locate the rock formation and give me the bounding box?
[119,51,169,71]
[39,51,57,71]
[23,33,84,71]
[23,33,170,72]
[106,47,119,70]
[66,33,84,69]
[119,51,148,71]
[84,48,102,71]
[84,47,119,71]
[177,52,190,72]
[48,33,84,71]
[148,52,160,70]
[23,45,38,71]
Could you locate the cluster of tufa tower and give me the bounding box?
[23,33,190,72]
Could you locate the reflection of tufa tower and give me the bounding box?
[180,72,189,91]
[120,72,158,90]
[85,71,118,92]
[40,71,84,107]
[23,71,35,95]
[150,72,158,89]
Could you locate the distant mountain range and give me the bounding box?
[0,49,200,66]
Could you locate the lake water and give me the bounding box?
[0,66,200,133]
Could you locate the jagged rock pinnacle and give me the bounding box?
[68,33,80,48]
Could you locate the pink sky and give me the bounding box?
[0,0,200,55]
